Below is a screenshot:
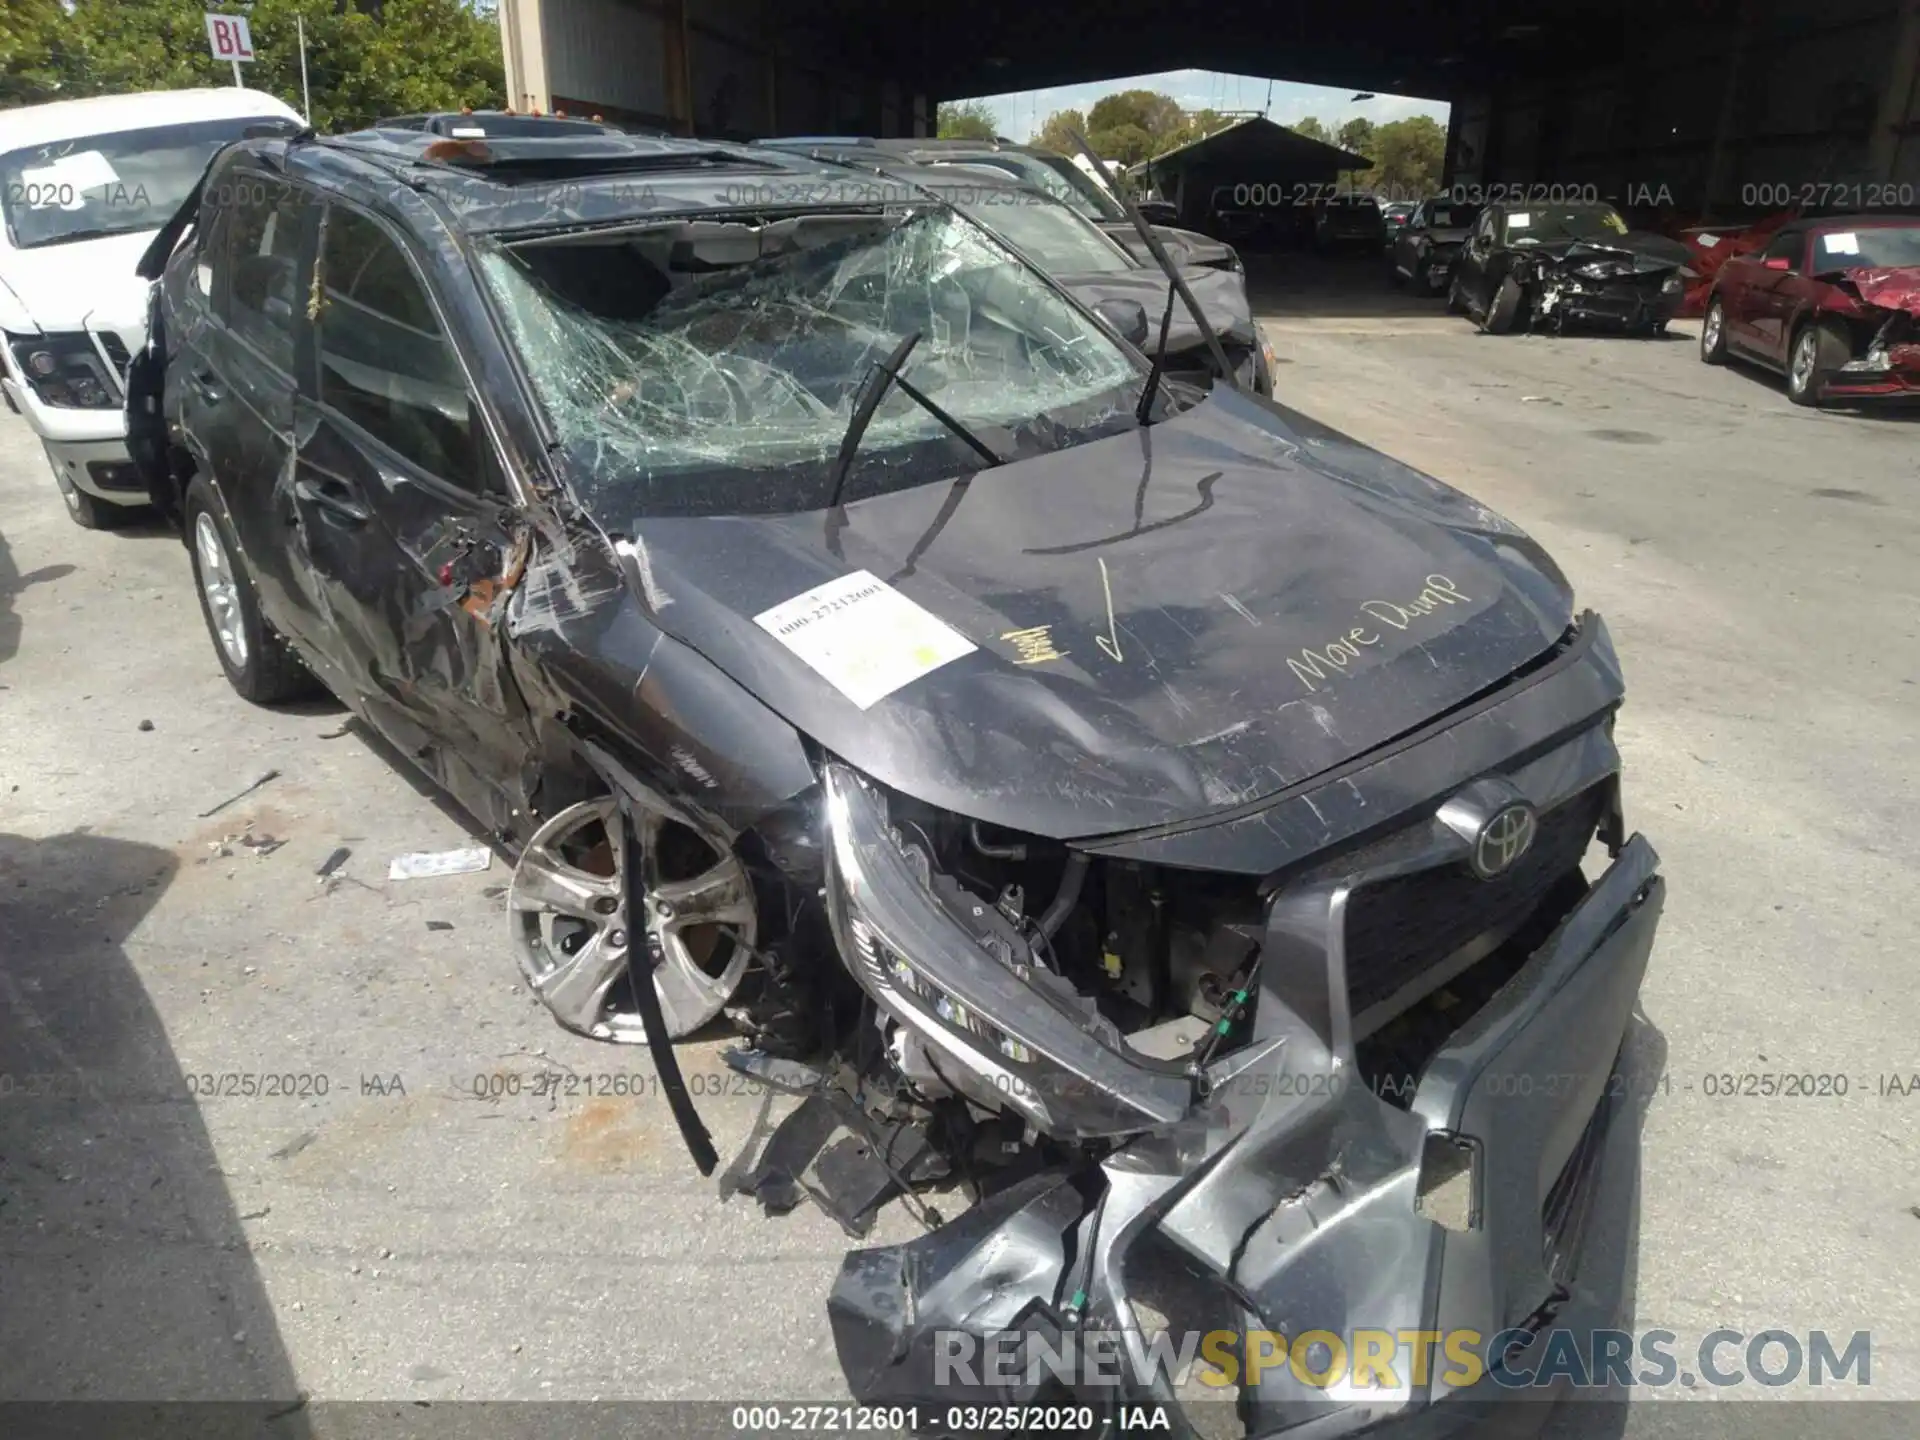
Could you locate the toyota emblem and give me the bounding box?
[1472,802,1538,879]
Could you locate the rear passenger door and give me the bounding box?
[288,200,533,814]
[194,168,319,648]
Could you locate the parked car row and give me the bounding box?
[1379,192,1920,408]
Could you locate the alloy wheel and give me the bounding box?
[509,796,755,1042]
[1790,330,1817,395]
[1702,306,1722,354]
[193,511,249,669]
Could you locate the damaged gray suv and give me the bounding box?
[128,123,1664,1435]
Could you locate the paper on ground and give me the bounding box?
[755,570,975,709]
[388,847,493,881]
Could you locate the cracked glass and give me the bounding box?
[478,206,1142,518]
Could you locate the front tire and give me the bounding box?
[184,478,316,703]
[45,448,129,530]
[1482,276,1524,335]
[1787,319,1848,407]
[1700,300,1728,363]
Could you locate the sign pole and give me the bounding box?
[297,15,311,121]
[232,59,243,88]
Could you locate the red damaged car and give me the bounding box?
[1700,214,1920,406]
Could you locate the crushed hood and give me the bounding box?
[1522,233,1689,273]
[1052,265,1254,355]
[0,229,155,338]
[1107,223,1237,272]
[615,391,1574,839]
[1836,265,1920,314]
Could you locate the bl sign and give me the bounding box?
[204,13,257,63]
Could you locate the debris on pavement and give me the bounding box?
[198,768,281,818]
[137,718,155,731]
[425,919,455,931]
[269,1130,318,1161]
[388,847,492,881]
[315,846,352,880]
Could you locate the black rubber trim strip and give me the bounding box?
[621,802,718,1176]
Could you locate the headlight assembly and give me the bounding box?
[822,762,1192,1140]
[5,330,120,410]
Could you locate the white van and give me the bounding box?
[0,87,304,527]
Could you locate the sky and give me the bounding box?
[963,68,1448,142]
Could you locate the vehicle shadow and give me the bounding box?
[1243,250,1454,323]
[0,829,311,1431]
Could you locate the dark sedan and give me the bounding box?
[1449,201,1690,335]
[128,122,1662,1436]
[1387,197,1481,294]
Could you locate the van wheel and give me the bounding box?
[184,478,317,704]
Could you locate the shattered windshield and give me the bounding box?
[481,206,1143,517]
[1502,205,1628,245]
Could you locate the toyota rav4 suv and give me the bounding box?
[129,123,1664,1436]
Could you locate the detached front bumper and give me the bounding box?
[831,828,1662,1437]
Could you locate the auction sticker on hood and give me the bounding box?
[755,570,975,709]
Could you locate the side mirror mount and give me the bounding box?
[1093,297,1151,348]
[1763,256,1792,271]
[1137,199,1178,226]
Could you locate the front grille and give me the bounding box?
[1343,784,1606,1022]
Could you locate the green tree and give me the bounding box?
[7,1,502,130]
[1088,121,1154,167]
[1334,117,1376,157]
[1033,107,1087,154]
[1289,115,1330,144]
[1164,106,1229,150]
[1368,115,1446,199]
[0,0,76,107]
[1086,88,1184,161]
[936,98,998,140]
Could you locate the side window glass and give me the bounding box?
[222,177,304,371]
[316,206,478,486]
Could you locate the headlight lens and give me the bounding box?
[1661,273,1683,293]
[822,762,1192,1140]
[5,330,119,409]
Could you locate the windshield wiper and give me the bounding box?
[1064,126,1238,423]
[826,330,1003,508]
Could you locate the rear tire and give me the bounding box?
[184,477,318,704]
[1787,319,1848,408]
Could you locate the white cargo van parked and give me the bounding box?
[0,88,303,526]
